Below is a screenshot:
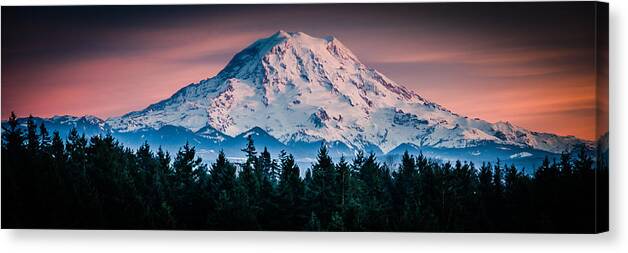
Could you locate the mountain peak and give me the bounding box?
[265,30,326,49]
[267,31,347,51]
[218,31,362,79]
[273,30,290,38]
[106,32,585,155]
[271,30,338,44]
[272,30,308,39]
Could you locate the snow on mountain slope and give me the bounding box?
[106,31,584,154]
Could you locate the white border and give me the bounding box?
[1,0,626,252]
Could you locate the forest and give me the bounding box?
[1,113,608,232]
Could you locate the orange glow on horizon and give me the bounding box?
[1,4,605,141]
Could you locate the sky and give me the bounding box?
[1,3,607,140]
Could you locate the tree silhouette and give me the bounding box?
[0,113,608,232]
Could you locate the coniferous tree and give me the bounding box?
[20,116,42,225]
[135,142,175,227]
[503,164,532,232]
[573,145,595,232]
[306,144,337,228]
[491,160,505,230]
[48,131,73,226]
[236,136,261,229]
[477,162,494,231]
[340,154,366,231]
[210,151,237,200]
[335,156,351,216]
[533,157,558,231]
[135,142,155,223]
[242,135,257,162]
[493,160,504,200]
[0,113,607,232]
[555,151,576,231]
[1,112,24,227]
[39,123,51,151]
[154,147,175,228]
[256,147,278,228]
[378,163,394,230]
[277,151,305,229]
[25,115,39,154]
[415,154,436,230]
[2,112,24,153]
[87,135,141,228]
[392,151,418,230]
[171,142,207,229]
[357,153,389,230]
[209,151,238,229]
[449,160,477,231]
[65,128,102,227]
[36,124,57,226]
[560,152,573,177]
[50,131,66,186]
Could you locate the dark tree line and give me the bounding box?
[1,113,608,232]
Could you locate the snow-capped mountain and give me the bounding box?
[106,31,584,154]
[12,115,109,139]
